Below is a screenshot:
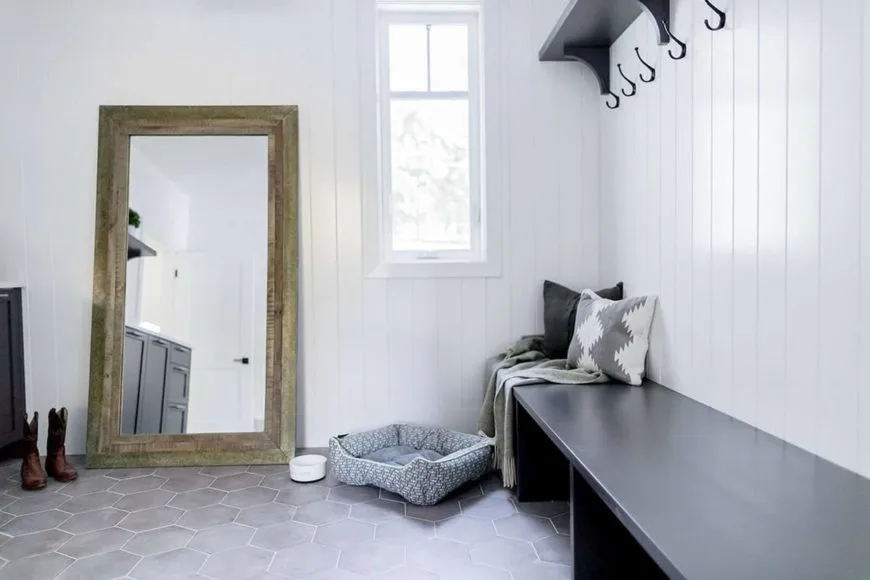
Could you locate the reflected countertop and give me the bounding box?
[125,323,194,350]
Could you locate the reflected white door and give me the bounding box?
[179,253,265,433]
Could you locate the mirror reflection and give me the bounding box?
[122,136,268,435]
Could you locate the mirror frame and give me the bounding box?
[86,106,298,468]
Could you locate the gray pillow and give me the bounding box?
[542,281,624,359]
[566,290,657,385]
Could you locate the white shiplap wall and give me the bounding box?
[0,0,601,453]
[602,0,870,477]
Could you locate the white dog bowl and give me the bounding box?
[289,455,327,483]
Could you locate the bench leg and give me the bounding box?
[570,468,666,579]
[514,400,569,502]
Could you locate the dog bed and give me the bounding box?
[328,424,493,506]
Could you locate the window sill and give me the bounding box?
[366,258,502,279]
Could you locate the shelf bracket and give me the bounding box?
[564,46,610,96]
[637,0,671,45]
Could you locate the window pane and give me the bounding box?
[390,99,471,252]
[430,24,469,92]
[389,24,428,91]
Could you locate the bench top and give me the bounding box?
[514,382,870,580]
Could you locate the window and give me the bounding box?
[375,5,486,270]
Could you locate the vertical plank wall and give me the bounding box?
[0,0,601,452]
[602,0,870,477]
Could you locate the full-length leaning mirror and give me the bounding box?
[86,106,298,467]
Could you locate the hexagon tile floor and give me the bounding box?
[0,455,571,580]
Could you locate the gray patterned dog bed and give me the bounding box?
[328,425,493,506]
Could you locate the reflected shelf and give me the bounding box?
[127,233,157,260]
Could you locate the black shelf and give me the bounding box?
[127,233,157,260]
[539,0,670,96]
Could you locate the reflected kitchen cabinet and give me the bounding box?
[0,288,26,452]
[122,325,191,435]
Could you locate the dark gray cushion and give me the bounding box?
[543,281,623,359]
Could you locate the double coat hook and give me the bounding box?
[617,64,637,97]
[634,47,656,82]
[704,0,726,31]
[662,20,687,60]
[606,92,621,110]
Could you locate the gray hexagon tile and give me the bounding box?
[293,501,349,526]
[59,508,126,534]
[57,549,141,580]
[406,538,471,574]
[270,543,340,578]
[251,521,314,551]
[246,464,289,477]
[125,525,193,556]
[406,500,461,522]
[494,513,557,542]
[314,519,375,549]
[188,522,255,554]
[236,502,295,527]
[372,567,437,580]
[328,486,379,505]
[515,500,569,518]
[470,537,538,571]
[161,473,216,493]
[1,510,70,535]
[0,552,73,580]
[375,517,435,546]
[222,486,276,508]
[169,488,226,510]
[259,474,297,491]
[0,529,72,560]
[339,541,405,576]
[306,570,366,580]
[200,466,247,477]
[0,513,12,530]
[534,534,570,564]
[210,472,263,492]
[551,513,569,535]
[57,527,132,559]
[109,476,167,495]
[200,546,274,580]
[511,560,572,580]
[440,564,513,580]
[105,468,156,480]
[275,484,328,506]
[349,499,405,523]
[114,489,174,512]
[119,506,184,532]
[129,547,206,580]
[461,496,517,520]
[436,515,497,544]
[59,491,123,514]
[58,476,116,496]
[4,492,70,515]
[176,505,239,530]
[379,489,406,503]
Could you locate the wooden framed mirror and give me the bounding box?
[86,106,298,468]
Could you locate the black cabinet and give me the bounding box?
[122,326,191,435]
[0,289,26,451]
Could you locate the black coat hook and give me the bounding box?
[606,91,620,109]
[704,0,726,31]
[634,47,656,82]
[617,64,636,97]
[662,20,687,59]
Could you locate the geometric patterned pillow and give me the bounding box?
[566,290,658,385]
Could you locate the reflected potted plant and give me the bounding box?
[128,209,141,237]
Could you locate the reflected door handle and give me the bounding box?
[233,357,250,365]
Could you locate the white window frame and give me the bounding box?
[364,2,501,278]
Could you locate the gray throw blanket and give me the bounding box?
[477,335,604,488]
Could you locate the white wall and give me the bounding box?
[0,0,600,453]
[602,0,870,478]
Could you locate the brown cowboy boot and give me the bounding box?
[20,412,47,491]
[45,408,78,483]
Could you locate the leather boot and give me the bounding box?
[20,412,47,491]
[45,408,78,483]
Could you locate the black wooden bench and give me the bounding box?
[513,381,870,579]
